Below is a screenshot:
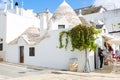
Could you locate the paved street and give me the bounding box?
[0,62,120,80]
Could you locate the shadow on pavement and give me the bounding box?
[93,65,113,73]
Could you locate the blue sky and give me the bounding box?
[1,0,120,13]
[13,0,94,13]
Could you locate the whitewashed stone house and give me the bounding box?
[1,0,114,71]
[5,1,95,72]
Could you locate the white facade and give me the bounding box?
[0,12,7,60]
[5,1,95,72]
[6,12,40,43]
[0,2,40,60]
[6,30,95,72]
[51,18,70,30]
[2,0,120,72]
[83,9,120,32]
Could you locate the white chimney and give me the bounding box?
[15,2,19,14]
[16,6,19,14]
[4,2,7,12]
[78,9,83,17]
[10,0,13,9]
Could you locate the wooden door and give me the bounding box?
[20,46,24,63]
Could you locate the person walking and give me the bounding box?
[98,48,104,69]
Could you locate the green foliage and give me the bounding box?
[59,31,69,49]
[118,23,120,27]
[59,24,101,52]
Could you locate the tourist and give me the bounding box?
[98,48,104,69]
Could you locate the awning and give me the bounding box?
[107,38,120,45]
[102,34,114,41]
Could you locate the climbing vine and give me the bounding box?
[59,24,101,51]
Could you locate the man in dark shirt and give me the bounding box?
[98,48,104,69]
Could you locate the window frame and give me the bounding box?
[58,25,65,29]
[29,47,35,56]
[0,43,3,51]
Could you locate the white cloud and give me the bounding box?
[93,0,120,10]
[0,0,10,10]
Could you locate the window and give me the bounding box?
[0,43,3,51]
[29,47,35,56]
[58,25,65,29]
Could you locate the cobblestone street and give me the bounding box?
[0,62,120,80]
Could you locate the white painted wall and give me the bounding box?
[6,37,27,63]
[6,12,40,43]
[22,9,35,17]
[6,30,95,72]
[39,12,52,31]
[0,12,7,59]
[8,7,36,17]
[39,13,70,31]
[0,8,40,60]
[40,14,47,30]
[83,9,120,32]
[51,18,70,30]
[6,45,19,63]
[0,12,6,44]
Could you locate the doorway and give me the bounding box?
[94,51,97,69]
[19,46,24,63]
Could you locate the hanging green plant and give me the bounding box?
[59,24,101,51]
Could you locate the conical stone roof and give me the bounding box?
[9,27,49,45]
[9,27,40,45]
[52,1,82,27]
